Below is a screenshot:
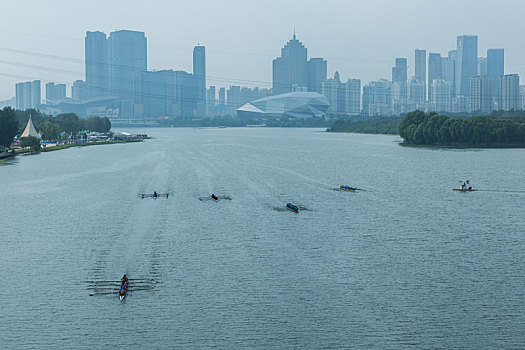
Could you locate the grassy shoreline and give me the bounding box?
[15,141,116,155]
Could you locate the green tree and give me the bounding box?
[54,113,81,133]
[19,135,41,151]
[40,121,61,140]
[0,107,19,148]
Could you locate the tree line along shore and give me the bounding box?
[328,110,525,147]
[0,107,116,154]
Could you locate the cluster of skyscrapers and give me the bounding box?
[6,31,525,119]
[368,35,521,116]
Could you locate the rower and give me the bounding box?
[153,191,158,199]
[211,194,218,201]
[121,274,128,284]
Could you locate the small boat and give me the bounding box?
[340,185,358,193]
[286,203,299,213]
[454,180,475,192]
[119,278,128,301]
[140,193,169,199]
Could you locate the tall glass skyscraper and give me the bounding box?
[455,35,478,97]
[108,30,147,103]
[193,45,206,105]
[272,33,308,95]
[428,53,443,102]
[85,31,109,98]
[415,49,426,99]
[307,58,327,94]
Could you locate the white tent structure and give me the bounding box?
[21,116,40,138]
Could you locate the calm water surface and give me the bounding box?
[1,128,524,349]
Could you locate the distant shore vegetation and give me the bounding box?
[327,117,402,134]
[399,110,525,147]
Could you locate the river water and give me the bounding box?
[1,128,524,349]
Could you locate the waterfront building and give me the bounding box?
[193,45,206,106]
[470,75,494,113]
[85,31,109,98]
[307,58,327,94]
[428,53,444,102]
[455,35,478,98]
[45,82,66,103]
[415,49,426,100]
[497,74,520,111]
[272,32,308,95]
[237,92,329,119]
[431,79,451,112]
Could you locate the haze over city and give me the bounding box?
[0,0,524,100]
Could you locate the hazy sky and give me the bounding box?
[0,0,523,100]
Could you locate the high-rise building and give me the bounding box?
[431,79,451,112]
[218,87,226,105]
[85,31,109,98]
[455,35,478,98]
[45,82,66,103]
[307,58,327,94]
[322,72,341,113]
[520,85,525,110]
[497,74,520,111]
[470,75,493,113]
[444,50,457,97]
[108,30,147,108]
[16,80,40,110]
[415,49,426,99]
[31,80,41,107]
[174,70,198,119]
[140,70,175,118]
[487,49,504,77]
[344,79,361,115]
[487,48,504,97]
[362,80,392,116]
[72,80,89,101]
[226,85,242,108]
[193,45,206,106]
[409,78,425,107]
[392,58,408,83]
[478,57,487,76]
[272,32,308,95]
[428,53,443,101]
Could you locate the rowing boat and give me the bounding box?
[119,281,128,301]
[453,188,477,192]
[286,203,299,213]
[140,193,169,199]
[340,185,358,193]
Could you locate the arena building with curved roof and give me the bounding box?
[237,92,329,119]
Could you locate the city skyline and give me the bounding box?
[0,0,524,101]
